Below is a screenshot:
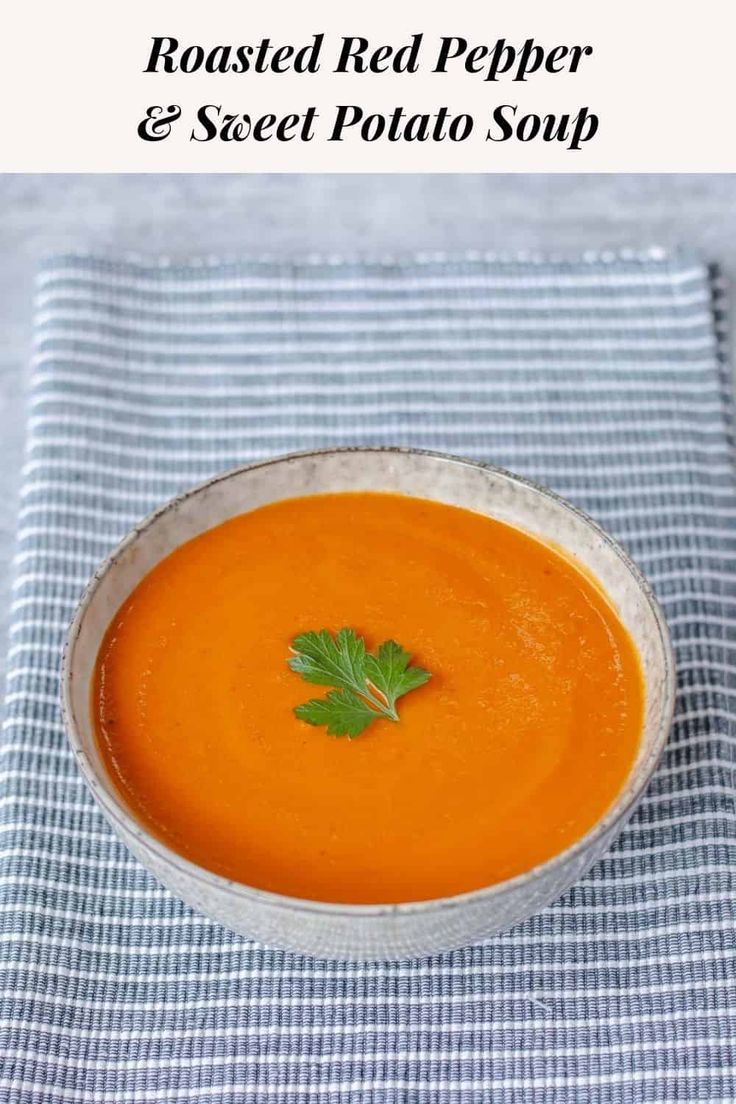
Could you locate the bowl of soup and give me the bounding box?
[61,447,675,960]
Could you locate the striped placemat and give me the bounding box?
[0,251,734,1102]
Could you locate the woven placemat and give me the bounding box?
[0,251,733,1102]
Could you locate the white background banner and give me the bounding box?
[3,0,734,172]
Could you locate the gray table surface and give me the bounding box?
[1,172,734,693]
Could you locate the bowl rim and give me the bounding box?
[60,445,677,920]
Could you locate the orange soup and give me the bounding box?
[93,492,643,903]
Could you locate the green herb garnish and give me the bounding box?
[288,628,431,738]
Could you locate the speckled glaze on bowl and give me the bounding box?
[61,448,675,961]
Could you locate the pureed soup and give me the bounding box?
[93,492,644,904]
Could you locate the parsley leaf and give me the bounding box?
[288,627,367,693]
[289,628,431,739]
[294,690,379,739]
[365,640,432,715]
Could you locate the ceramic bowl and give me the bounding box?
[61,447,675,961]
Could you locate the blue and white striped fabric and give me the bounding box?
[1,251,734,1102]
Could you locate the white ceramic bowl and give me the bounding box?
[61,447,675,961]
